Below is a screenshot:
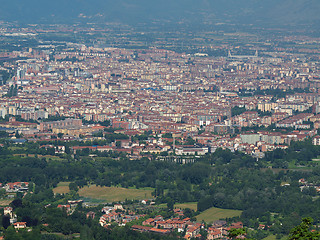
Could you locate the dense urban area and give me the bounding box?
[0,20,320,240]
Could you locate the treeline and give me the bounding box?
[264,139,320,167]
[3,201,179,240]
[0,70,12,86]
[1,139,320,236]
[6,84,18,97]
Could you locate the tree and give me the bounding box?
[228,228,246,240]
[4,226,22,240]
[288,217,320,240]
[0,130,9,138]
[2,215,10,229]
[0,188,6,198]
[167,198,174,210]
[15,131,21,138]
[10,199,23,209]
[231,106,246,117]
[69,182,79,192]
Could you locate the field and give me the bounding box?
[196,207,242,223]
[78,185,153,202]
[0,199,12,206]
[53,182,71,194]
[174,202,198,211]
[12,153,64,161]
[262,235,287,240]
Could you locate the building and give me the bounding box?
[39,118,82,131]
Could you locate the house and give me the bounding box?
[230,222,243,229]
[57,204,71,213]
[114,204,124,211]
[313,136,320,146]
[86,211,95,219]
[99,214,108,227]
[4,182,29,192]
[14,222,27,229]
[99,211,121,226]
[102,206,114,214]
[149,228,171,234]
[4,207,13,218]
[131,225,152,232]
[142,218,155,226]
[207,227,223,240]
[185,223,201,238]
[141,199,148,205]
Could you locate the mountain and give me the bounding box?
[1,0,320,29]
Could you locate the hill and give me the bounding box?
[1,0,320,29]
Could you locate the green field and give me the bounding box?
[78,185,153,202]
[174,202,198,211]
[262,235,287,240]
[53,182,71,194]
[0,199,12,206]
[196,207,242,223]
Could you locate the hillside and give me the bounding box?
[1,0,320,29]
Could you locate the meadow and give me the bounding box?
[78,185,153,202]
[196,207,242,223]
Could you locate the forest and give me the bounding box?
[0,138,320,238]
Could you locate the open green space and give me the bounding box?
[0,199,12,206]
[78,185,153,202]
[196,207,242,223]
[262,234,287,240]
[8,146,26,151]
[12,153,64,161]
[53,182,71,194]
[262,235,276,240]
[174,202,198,211]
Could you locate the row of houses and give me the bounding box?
[99,204,143,227]
[139,215,203,239]
[1,182,29,192]
[240,129,317,146]
[207,222,244,240]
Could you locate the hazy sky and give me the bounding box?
[1,0,319,29]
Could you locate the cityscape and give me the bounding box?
[0,2,320,240]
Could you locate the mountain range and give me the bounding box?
[1,0,320,29]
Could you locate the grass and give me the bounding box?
[0,199,12,206]
[262,235,287,240]
[196,207,242,223]
[174,202,198,211]
[262,235,277,240]
[53,182,71,194]
[41,232,80,239]
[78,185,153,202]
[8,146,26,151]
[13,153,64,161]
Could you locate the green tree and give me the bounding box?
[4,226,22,240]
[288,217,320,240]
[2,215,10,229]
[228,228,246,240]
[69,182,79,192]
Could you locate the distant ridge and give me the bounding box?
[1,0,320,29]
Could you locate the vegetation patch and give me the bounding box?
[174,202,198,211]
[196,207,242,223]
[78,185,153,202]
[262,235,288,240]
[53,182,71,194]
[0,199,12,206]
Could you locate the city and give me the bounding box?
[0,3,320,239]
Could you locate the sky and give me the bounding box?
[0,0,319,29]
